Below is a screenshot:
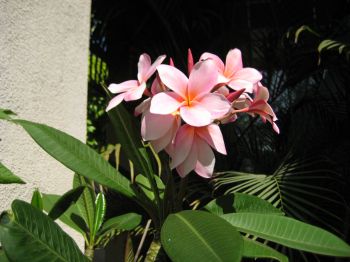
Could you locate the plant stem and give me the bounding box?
[85,245,94,261]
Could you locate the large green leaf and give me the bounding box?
[42,194,86,235]
[0,248,10,262]
[242,238,288,262]
[108,105,153,176]
[99,213,142,234]
[161,210,243,262]
[0,200,88,261]
[12,119,135,198]
[204,192,284,216]
[48,186,86,220]
[221,213,350,257]
[0,162,25,184]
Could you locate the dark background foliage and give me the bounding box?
[88,1,350,261]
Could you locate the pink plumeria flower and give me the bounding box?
[200,49,262,93]
[150,59,231,127]
[106,53,166,111]
[170,124,227,178]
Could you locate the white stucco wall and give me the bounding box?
[0,0,91,249]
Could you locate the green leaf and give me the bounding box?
[204,193,284,216]
[242,238,288,262]
[135,174,165,201]
[48,186,86,220]
[161,210,243,262]
[42,194,86,235]
[108,105,153,176]
[73,175,95,232]
[31,189,43,211]
[221,213,350,257]
[0,108,16,120]
[92,193,106,236]
[0,162,25,184]
[12,119,135,198]
[0,200,88,261]
[99,213,142,234]
[0,248,10,262]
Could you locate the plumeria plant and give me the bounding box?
[0,49,349,262]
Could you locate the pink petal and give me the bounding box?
[194,138,215,178]
[224,49,243,77]
[187,48,194,74]
[171,125,194,169]
[151,77,164,95]
[108,80,139,94]
[227,79,254,93]
[124,82,146,101]
[199,52,225,72]
[188,60,219,100]
[226,88,246,102]
[196,93,231,119]
[137,54,152,83]
[134,98,151,116]
[144,54,166,80]
[106,93,126,112]
[216,86,230,96]
[157,65,188,99]
[150,92,184,115]
[196,124,227,155]
[176,141,197,177]
[142,112,175,141]
[151,116,180,152]
[180,103,212,127]
[233,68,262,84]
[254,83,269,101]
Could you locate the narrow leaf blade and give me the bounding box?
[12,119,135,198]
[243,238,288,262]
[48,186,86,220]
[0,162,25,184]
[222,213,350,257]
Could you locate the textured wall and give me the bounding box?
[0,0,91,249]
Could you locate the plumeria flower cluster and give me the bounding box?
[106,49,279,178]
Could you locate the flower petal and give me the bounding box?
[194,138,215,178]
[124,82,146,101]
[137,53,151,83]
[142,112,175,141]
[157,65,188,99]
[196,93,231,119]
[176,141,197,177]
[188,60,219,100]
[151,116,180,152]
[224,49,243,77]
[227,79,254,93]
[106,93,126,112]
[108,80,139,94]
[187,48,194,74]
[233,68,262,84]
[150,92,183,115]
[180,103,212,127]
[144,54,166,80]
[199,52,225,72]
[196,124,227,155]
[134,98,151,116]
[171,125,194,168]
